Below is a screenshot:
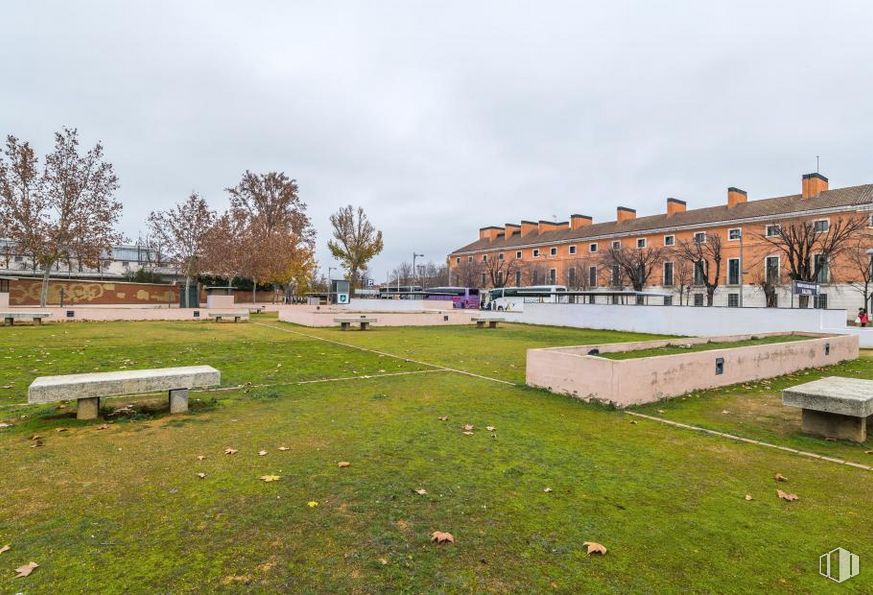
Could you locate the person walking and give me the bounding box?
[858,307,870,328]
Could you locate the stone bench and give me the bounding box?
[208,311,249,323]
[783,376,873,442]
[28,365,221,420]
[248,306,265,314]
[472,317,504,328]
[334,317,377,330]
[2,311,52,326]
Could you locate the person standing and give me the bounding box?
[858,308,870,327]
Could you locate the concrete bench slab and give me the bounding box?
[334,317,377,330]
[28,365,220,420]
[208,311,249,322]
[783,376,873,442]
[472,317,504,328]
[2,311,52,326]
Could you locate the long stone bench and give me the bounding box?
[2,311,52,326]
[783,376,873,442]
[472,317,504,328]
[28,365,221,420]
[208,311,249,323]
[334,317,376,330]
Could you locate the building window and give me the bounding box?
[663,262,674,287]
[456,257,460,265]
[548,269,556,284]
[532,249,540,257]
[498,252,504,261]
[531,269,540,285]
[468,256,473,263]
[693,232,706,244]
[868,214,873,227]
[728,293,739,308]
[589,243,598,253]
[549,247,557,257]
[727,258,740,285]
[567,267,576,286]
[611,265,621,286]
[589,266,597,287]
[765,224,781,237]
[765,256,780,285]
[664,235,675,246]
[515,270,521,286]
[482,254,488,262]
[636,238,647,249]
[814,254,829,283]
[516,251,522,259]
[611,240,621,250]
[693,293,704,306]
[814,219,829,232]
[693,261,706,285]
[815,293,828,309]
[569,245,577,255]
[728,228,741,241]
[663,295,673,306]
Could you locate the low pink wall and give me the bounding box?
[4,305,246,322]
[526,333,859,408]
[278,305,478,327]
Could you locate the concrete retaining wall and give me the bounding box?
[278,305,477,327]
[526,332,859,407]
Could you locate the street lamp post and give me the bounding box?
[327,266,334,304]
[412,252,424,287]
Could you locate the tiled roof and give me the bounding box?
[451,184,873,254]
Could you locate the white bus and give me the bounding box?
[485,285,567,311]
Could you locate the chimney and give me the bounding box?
[802,173,828,198]
[520,220,538,237]
[478,226,502,241]
[727,187,747,208]
[538,220,565,234]
[504,223,520,238]
[616,207,636,223]
[570,214,593,230]
[666,198,686,216]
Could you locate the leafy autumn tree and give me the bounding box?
[0,128,123,306]
[328,205,384,294]
[756,214,869,308]
[148,193,216,307]
[677,233,723,306]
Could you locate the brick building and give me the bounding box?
[448,173,873,310]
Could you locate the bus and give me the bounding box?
[485,285,567,311]
[378,285,422,299]
[419,286,481,309]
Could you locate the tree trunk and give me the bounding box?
[252,280,256,305]
[706,286,715,306]
[39,267,52,307]
[183,275,192,308]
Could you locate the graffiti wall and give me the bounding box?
[10,279,179,306]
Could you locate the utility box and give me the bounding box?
[330,279,350,305]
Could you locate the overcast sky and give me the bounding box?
[2,1,872,281]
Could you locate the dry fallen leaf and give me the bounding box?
[629,420,638,424]
[462,424,474,431]
[259,475,281,482]
[308,501,318,508]
[15,561,38,578]
[583,541,607,555]
[438,416,448,421]
[97,424,110,430]
[656,409,666,414]
[337,461,351,468]
[486,426,496,432]
[463,431,474,436]
[258,450,268,456]
[197,473,206,479]
[29,440,44,448]
[414,488,427,495]
[0,544,9,555]
[277,446,289,451]
[744,494,753,501]
[224,448,238,455]
[431,531,455,544]
[543,487,553,493]
[197,455,206,461]
[55,428,68,433]
[28,434,41,441]
[774,473,787,482]
[777,489,799,502]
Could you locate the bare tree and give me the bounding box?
[603,245,664,294]
[0,129,123,306]
[148,193,215,307]
[420,261,449,287]
[672,257,693,306]
[845,234,873,311]
[452,258,483,287]
[389,261,415,286]
[328,205,384,294]
[483,254,520,288]
[677,234,723,306]
[756,214,869,308]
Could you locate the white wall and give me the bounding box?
[342,299,453,312]
[503,303,873,345]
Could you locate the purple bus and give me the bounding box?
[420,286,481,309]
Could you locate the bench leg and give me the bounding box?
[4,317,12,326]
[476,321,485,328]
[234,317,239,323]
[169,388,189,414]
[77,397,100,420]
[489,321,498,328]
[801,409,867,442]
[360,323,368,330]
[341,322,349,331]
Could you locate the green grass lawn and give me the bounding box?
[599,334,810,360]
[1,319,872,592]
